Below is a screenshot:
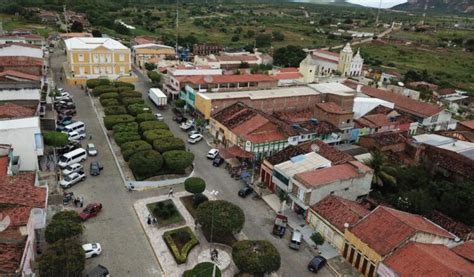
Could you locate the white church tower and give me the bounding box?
[338,43,353,76]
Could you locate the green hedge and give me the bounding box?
[122,97,144,106]
[93,85,118,96]
[116,86,133,93]
[163,150,194,174]
[114,132,141,146]
[184,262,221,277]
[143,129,173,143]
[139,121,169,133]
[104,105,127,115]
[112,122,139,133]
[120,140,152,161]
[136,113,156,123]
[104,115,135,130]
[87,79,110,89]
[127,103,151,116]
[129,150,164,180]
[153,137,185,153]
[119,90,142,99]
[112,81,135,89]
[100,92,119,100]
[162,227,199,264]
[100,98,120,107]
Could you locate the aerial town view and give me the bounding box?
[0,0,473,276]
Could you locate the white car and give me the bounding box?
[188,134,203,144]
[68,131,86,141]
[62,163,83,176]
[59,171,86,188]
[86,143,98,156]
[58,91,70,98]
[180,121,194,131]
[207,149,219,159]
[154,113,164,121]
[82,243,102,259]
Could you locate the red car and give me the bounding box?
[80,203,102,220]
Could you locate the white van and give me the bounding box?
[63,121,85,133]
[58,148,87,168]
[289,230,302,250]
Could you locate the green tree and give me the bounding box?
[232,240,281,276]
[184,177,206,194]
[162,150,194,174]
[196,200,245,238]
[273,45,306,67]
[52,210,82,224]
[184,262,221,277]
[129,150,164,180]
[145,62,157,71]
[70,21,84,32]
[231,35,240,42]
[174,99,186,108]
[255,34,272,48]
[272,31,285,41]
[365,151,397,188]
[310,232,325,245]
[38,239,85,277]
[43,132,69,148]
[148,71,162,84]
[114,22,130,35]
[465,38,474,52]
[45,215,83,244]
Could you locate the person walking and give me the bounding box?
[79,196,84,208]
[168,187,174,197]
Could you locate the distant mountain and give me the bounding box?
[391,0,474,14]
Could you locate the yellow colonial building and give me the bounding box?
[131,43,176,67]
[64,37,137,85]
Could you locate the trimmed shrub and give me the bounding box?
[184,262,221,277]
[232,240,281,276]
[162,150,194,174]
[121,140,152,161]
[116,86,133,93]
[153,137,185,153]
[136,113,156,123]
[104,114,135,130]
[112,122,138,133]
[129,150,163,180]
[87,78,110,89]
[92,85,118,96]
[119,90,142,99]
[184,177,206,194]
[193,193,209,208]
[127,103,152,116]
[143,129,173,143]
[310,232,325,245]
[163,227,199,264]
[122,97,144,106]
[139,121,169,133]
[104,105,127,115]
[114,132,141,146]
[100,92,119,100]
[100,98,120,107]
[112,81,134,89]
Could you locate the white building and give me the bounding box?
[0,43,44,58]
[163,66,223,97]
[0,103,42,170]
[299,43,364,83]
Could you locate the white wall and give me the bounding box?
[0,88,41,101]
[0,117,41,170]
[421,111,453,131]
[353,97,395,118]
[307,211,345,250]
[0,45,43,58]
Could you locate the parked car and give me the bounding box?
[54,96,72,103]
[80,203,102,220]
[57,114,73,122]
[187,133,203,144]
[86,143,98,156]
[59,171,86,188]
[180,121,194,131]
[212,156,224,167]
[308,256,327,273]
[58,108,76,116]
[68,130,86,141]
[82,243,102,259]
[188,130,200,137]
[154,113,164,121]
[289,230,302,250]
[238,185,253,198]
[207,149,219,159]
[58,102,76,109]
[90,161,103,176]
[174,115,188,123]
[172,107,182,116]
[86,265,109,277]
[57,141,81,155]
[62,163,84,176]
[56,120,76,131]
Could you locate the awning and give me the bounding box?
[225,157,241,168]
[219,146,255,159]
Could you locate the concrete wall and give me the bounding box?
[0,117,41,170]
[0,88,41,101]
[421,111,454,131]
[307,210,345,250]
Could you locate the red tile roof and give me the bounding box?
[360,85,444,118]
[437,88,457,96]
[0,156,8,177]
[383,242,474,276]
[0,70,41,81]
[246,130,286,143]
[0,172,46,208]
[459,120,474,131]
[0,103,36,118]
[350,206,455,256]
[2,206,32,227]
[316,102,352,114]
[310,195,369,232]
[273,72,303,80]
[295,161,372,189]
[0,244,24,274]
[278,67,299,73]
[217,54,259,62]
[314,49,339,57]
[177,74,276,85]
[134,36,156,45]
[452,241,474,262]
[0,56,43,67]
[298,140,354,165]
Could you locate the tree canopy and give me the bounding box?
[232,240,281,276]
[273,45,306,67]
[45,211,83,244]
[196,200,245,238]
[184,177,206,194]
[38,239,85,277]
[43,131,69,148]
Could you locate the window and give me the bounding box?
[431,114,439,123]
[355,253,361,268]
[119,66,125,74]
[272,170,289,186]
[78,54,84,62]
[119,54,125,62]
[93,54,99,63]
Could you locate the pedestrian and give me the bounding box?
[73,197,78,207]
[79,196,84,208]
[168,187,174,197]
[147,215,151,225]
[153,217,157,224]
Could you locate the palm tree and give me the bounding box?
[365,151,397,188]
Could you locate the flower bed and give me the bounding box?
[163,226,199,264]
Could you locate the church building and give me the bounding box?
[299,43,364,83]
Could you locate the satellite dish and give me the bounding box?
[311,144,320,153]
[0,214,11,232]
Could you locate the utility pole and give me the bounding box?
[63,5,68,33]
[375,0,382,29]
[421,0,428,25]
[175,0,179,61]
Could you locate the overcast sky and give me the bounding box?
[347,0,407,8]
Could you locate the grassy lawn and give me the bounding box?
[147,199,184,228]
[0,13,57,37]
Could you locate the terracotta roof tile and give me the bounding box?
[0,70,41,81]
[459,120,474,131]
[452,241,474,262]
[177,74,276,85]
[273,72,303,80]
[316,102,352,114]
[278,67,299,73]
[437,88,457,96]
[383,242,474,276]
[295,161,372,189]
[366,131,408,146]
[0,56,43,67]
[1,206,31,227]
[350,206,455,256]
[0,172,46,208]
[217,54,259,62]
[310,195,369,232]
[0,42,41,49]
[360,85,444,118]
[0,244,24,274]
[0,156,8,177]
[0,103,36,118]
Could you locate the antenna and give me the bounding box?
[311,144,320,153]
[422,0,428,25]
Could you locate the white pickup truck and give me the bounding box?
[59,171,86,188]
